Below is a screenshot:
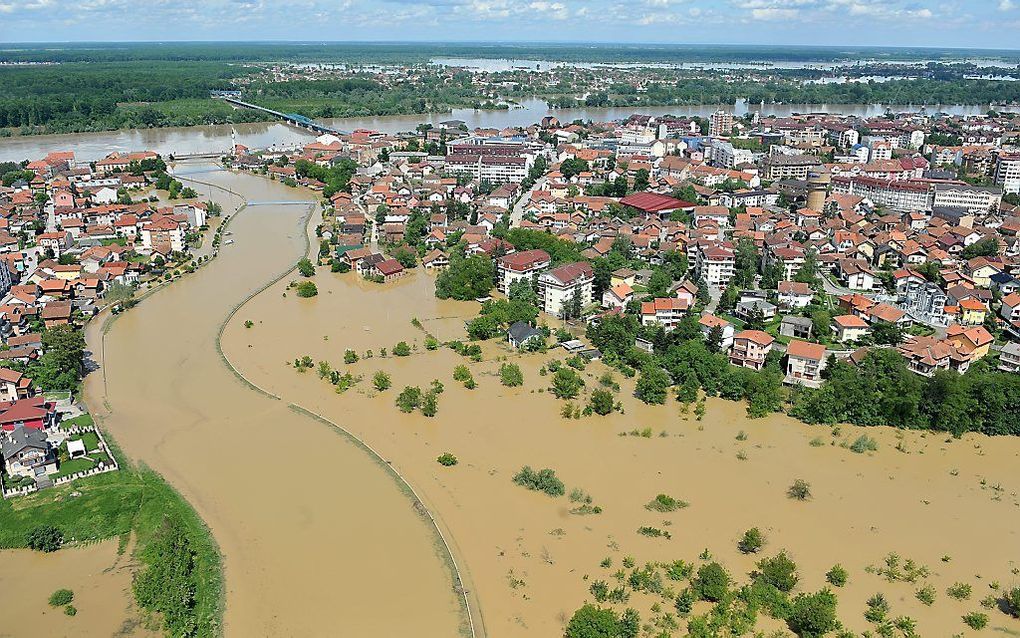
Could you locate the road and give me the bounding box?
[510,177,545,227]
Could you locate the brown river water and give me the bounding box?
[77,166,465,637]
[220,200,1020,636]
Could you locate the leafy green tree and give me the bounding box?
[786,589,839,638]
[26,525,63,552]
[396,386,423,413]
[393,341,411,356]
[31,326,86,392]
[564,604,620,638]
[635,365,671,405]
[372,371,392,391]
[693,562,730,602]
[435,254,494,300]
[746,370,783,418]
[295,281,318,297]
[421,390,438,417]
[499,363,524,387]
[551,367,584,399]
[738,527,765,554]
[826,564,848,587]
[132,519,198,637]
[755,552,799,592]
[589,389,614,415]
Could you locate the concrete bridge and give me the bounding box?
[223,98,348,136]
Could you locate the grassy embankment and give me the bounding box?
[0,431,222,637]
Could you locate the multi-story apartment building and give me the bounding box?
[709,110,733,137]
[763,154,823,181]
[445,142,533,183]
[639,297,690,331]
[994,153,1020,194]
[538,262,594,317]
[931,183,1001,212]
[495,249,550,295]
[784,339,827,388]
[695,243,735,288]
[831,175,931,212]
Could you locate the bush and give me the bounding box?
[826,564,848,587]
[693,562,730,602]
[372,371,392,391]
[393,341,411,357]
[344,349,359,364]
[916,584,936,606]
[645,494,689,512]
[947,582,973,600]
[963,612,988,630]
[421,390,438,417]
[788,479,811,500]
[564,604,621,638]
[437,453,458,466]
[512,466,565,497]
[297,257,314,277]
[295,281,318,297]
[849,434,878,453]
[1006,586,1020,617]
[499,363,524,387]
[26,525,63,552]
[49,589,74,606]
[64,604,77,616]
[755,552,799,593]
[738,527,765,554]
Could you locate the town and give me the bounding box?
[4,69,1020,638]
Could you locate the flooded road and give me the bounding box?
[82,165,466,637]
[223,261,1020,636]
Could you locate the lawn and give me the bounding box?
[59,414,94,430]
[51,457,98,479]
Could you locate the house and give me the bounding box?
[957,297,987,326]
[833,314,870,342]
[537,262,594,317]
[779,315,813,340]
[602,284,633,311]
[374,259,406,282]
[496,249,550,295]
[0,368,33,402]
[610,268,637,288]
[945,324,993,360]
[897,336,973,376]
[0,396,57,431]
[699,314,735,349]
[40,300,72,328]
[421,250,450,270]
[1000,291,1020,326]
[730,330,774,370]
[735,298,777,321]
[1,425,56,479]
[785,340,828,388]
[777,281,813,309]
[998,342,1020,373]
[508,321,543,349]
[639,297,689,331]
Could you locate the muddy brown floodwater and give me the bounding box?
[82,164,466,637]
[0,539,159,638]
[221,205,1020,637]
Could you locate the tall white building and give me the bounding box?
[709,110,733,137]
[995,153,1020,194]
[538,262,594,317]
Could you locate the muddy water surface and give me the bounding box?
[0,540,157,638]
[83,166,465,637]
[223,255,1020,637]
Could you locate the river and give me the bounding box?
[82,164,466,637]
[2,97,1015,163]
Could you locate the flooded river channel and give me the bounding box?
[82,166,465,637]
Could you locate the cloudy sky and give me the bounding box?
[0,0,1018,49]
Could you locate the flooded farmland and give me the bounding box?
[221,217,1020,636]
[81,165,466,637]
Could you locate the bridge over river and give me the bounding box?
[223,97,349,136]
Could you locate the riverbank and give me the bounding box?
[82,165,468,637]
[221,261,1020,636]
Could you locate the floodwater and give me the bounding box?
[3,97,1017,163]
[81,165,465,637]
[222,252,1020,636]
[0,539,158,638]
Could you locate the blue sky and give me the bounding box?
[0,0,1018,49]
